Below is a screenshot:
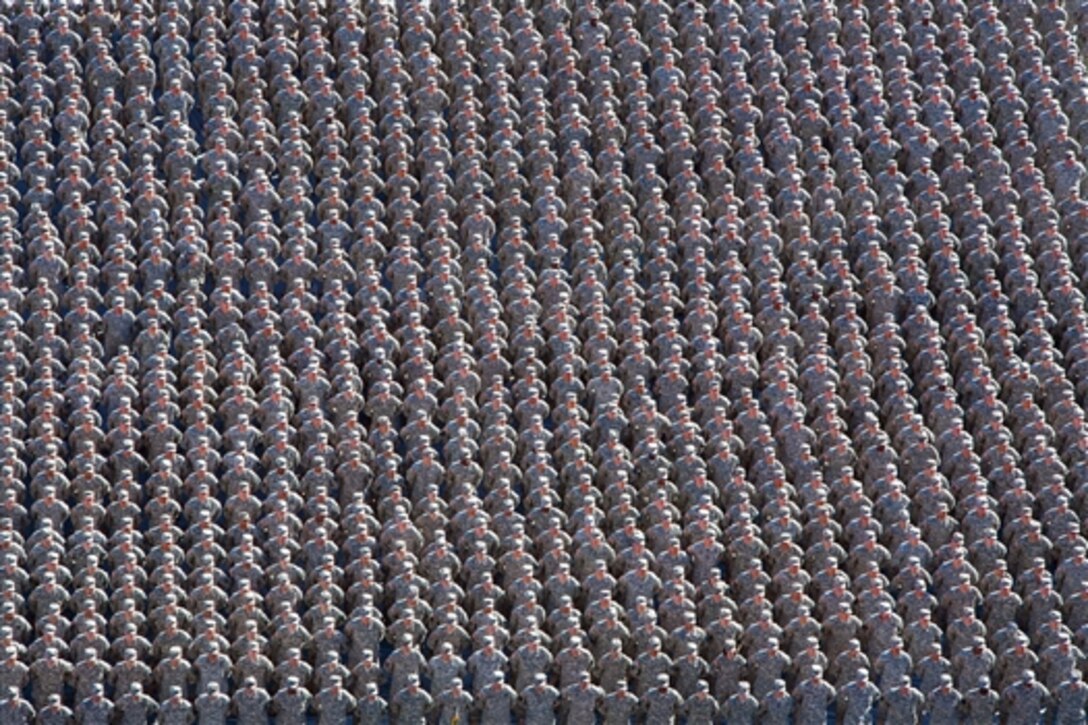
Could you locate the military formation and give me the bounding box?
[0,0,1086,721]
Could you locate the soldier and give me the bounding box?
[880,676,925,725]
[116,683,158,725]
[194,646,231,696]
[962,677,999,724]
[231,678,270,725]
[795,666,836,724]
[111,650,152,696]
[467,637,509,694]
[749,639,791,699]
[682,681,718,724]
[0,687,33,725]
[270,678,311,725]
[1040,634,1085,691]
[75,683,114,725]
[385,637,426,696]
[1050,670,1088,724]
[432,678,472,725]
[155,647,194,700]
[512,637,553,693]
[356,683,388,722]
[1001,671,1050,725]
[670,642,709,696]
[874,638,912,693]
[73,649,110,702]
[837,668,879,724]
[475,672,517,725]
[36,694,73,725]
[640,673,682,723]
[0,647,27,696]
[924,675,962,722]
[29,648,71,708]
[313,678,355,725]
[759,679,794,725]
[194,682,229,725]
[561,671,603,722]
[390,674,431,724]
